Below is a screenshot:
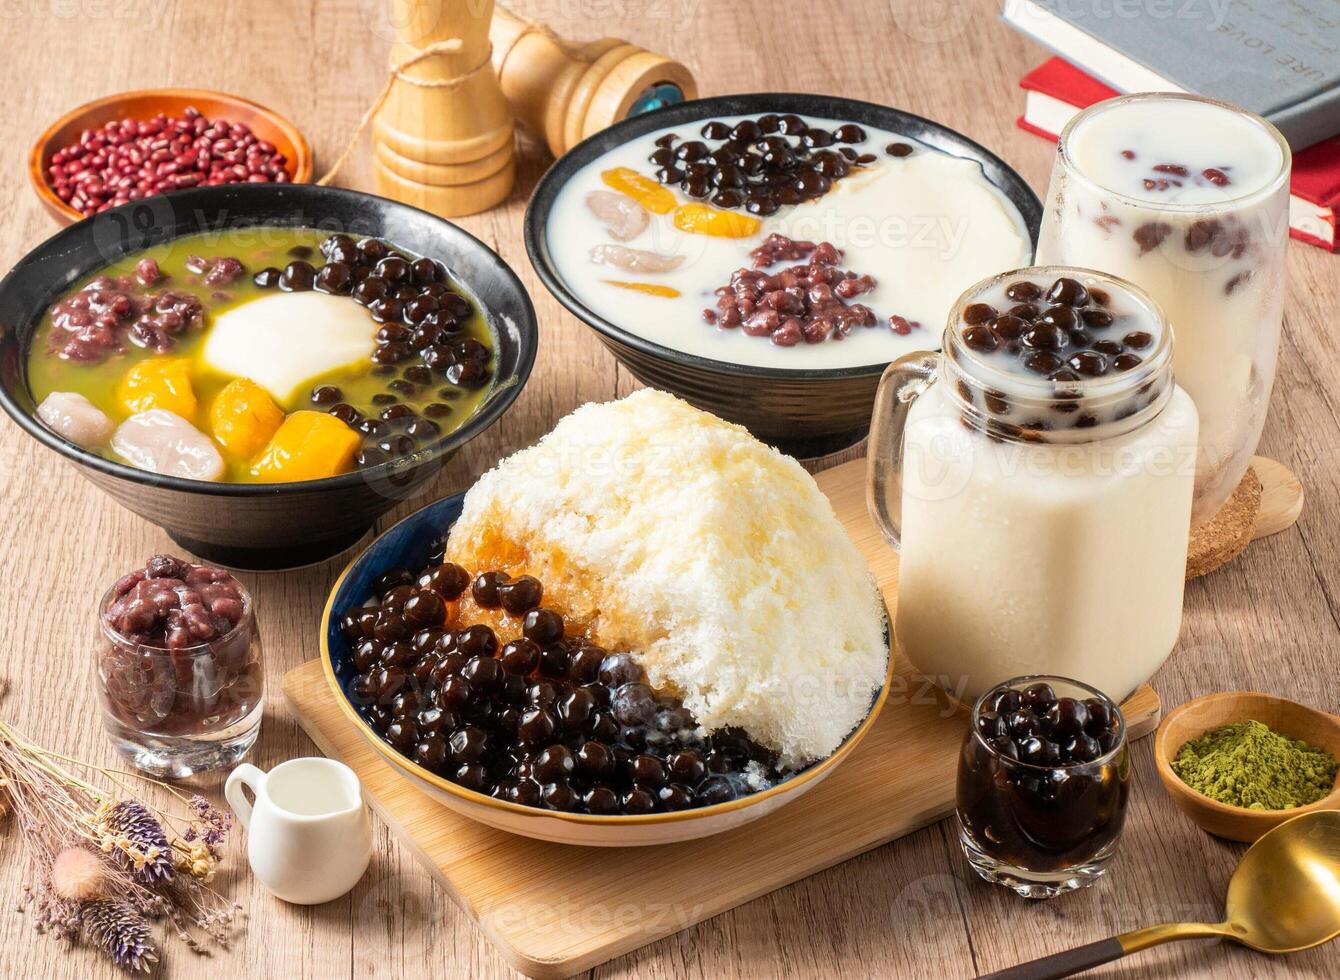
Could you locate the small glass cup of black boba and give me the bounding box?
[956,674,1130,899]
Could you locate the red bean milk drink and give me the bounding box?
[867,267,1198,702]
[1036,94,1290,527]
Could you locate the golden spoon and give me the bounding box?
[982,809,1340,979]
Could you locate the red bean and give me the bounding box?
[46,106,294,216]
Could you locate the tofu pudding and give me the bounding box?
[546,113,1032,370]
[1036,94,1290,525]
[868,267,1198,702]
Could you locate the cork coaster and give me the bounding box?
[1186,466,1264,580]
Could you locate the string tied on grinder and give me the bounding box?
[317,38,494,187]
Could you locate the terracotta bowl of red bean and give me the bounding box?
[29,88,313,225]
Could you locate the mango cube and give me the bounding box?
[672,203,761,238]
[117,358,197,419]
[249,410,360,482]
[600,167,677,215]
[210,378,285,460]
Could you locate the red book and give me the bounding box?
[1019,58,1340,252]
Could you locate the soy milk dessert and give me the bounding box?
[1037,94,1290,526]
[872,267,1198,703]
[547,112,1032,371]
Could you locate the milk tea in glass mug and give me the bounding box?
[1036,93,1290,527]
[866,267,1197,703]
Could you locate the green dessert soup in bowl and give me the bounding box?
[28,226,494,484]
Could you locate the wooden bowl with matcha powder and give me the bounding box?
[1155,692,1340,842]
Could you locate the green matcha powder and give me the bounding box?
[1172,719,1338,811]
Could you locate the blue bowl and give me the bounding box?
[319,493,895,845]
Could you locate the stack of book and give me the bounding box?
[1003,0,1340,251]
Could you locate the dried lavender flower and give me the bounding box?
[81,899,159,973]
[98,801,175,885]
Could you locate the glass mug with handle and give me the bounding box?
[866,265,1198,704]
[1035,93,1290,527]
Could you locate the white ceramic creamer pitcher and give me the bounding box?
[225,757,372,904]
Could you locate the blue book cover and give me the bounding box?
[1003,0,1340,148]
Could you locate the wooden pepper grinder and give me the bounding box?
[372,0,515,216]
[490,5,698,158]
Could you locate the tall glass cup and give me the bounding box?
[867,266,1197,704]
[1036,93,1290,526]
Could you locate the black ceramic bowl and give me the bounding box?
[0,184,537,570]
[526,93,1041,457]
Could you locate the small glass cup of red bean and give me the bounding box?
[956,675,1130,899]
[95,554,264,777]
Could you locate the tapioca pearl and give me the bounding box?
[527,680,559,706]
[583,786,621,814]
[516,706,557,748]
[962,324,999,352]
[567,645,605,684]
[1074,413,1099,428]
[598,651,644,687]
[674,139,710,162]
[1123,330,1153,349]
[1039,305,1078,332]
[461,656,503,696]
[991,314,1027,342]
[984,390,1010,414]
[1081,309,1114,328]
[1082,698,1114,736]
[1064,732,1103,763]
[470,570,509,607]
[253,267,281,288]
[884,141,913,157]
[1008,303,1039,322]
[1092,339,1124,356]
[1046,697,1090,739]
[538,643,569,677]
[1022,323,1067,351]
[522,608,564,645]
[589,707,619,740]
[1047,277,1089,306]
[1113,353,1143,372]
[499,638,540,675]
[954,379,973,405]
[657,785,695,810]
[834,123,866,143]
[279,261,315,291]
[417,562,469,599]
[631,754,667,787]
[449,725,489,765]
[1020,737,1062,766]
[576,740,614,780]
[540,782,579,811]
[963,302,996,325]
[622,787,657,814]
[1005,709,1042,740]
[413,735,449,770]
[1004,280,1042,302]
[696,776,736,805]
[455,622,498,658]
[612,683,656,725]
[1024,351,1064,375]
[532,744,576,783]
[497,575,543,615]
[1068,331,1092,349]
[1068,351,1109,376]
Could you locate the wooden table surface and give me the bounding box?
[1,1,1337,977]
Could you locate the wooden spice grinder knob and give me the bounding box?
[490,5,698,157]
[372,0,516,216]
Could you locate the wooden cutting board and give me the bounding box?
[284,453,1301,978]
